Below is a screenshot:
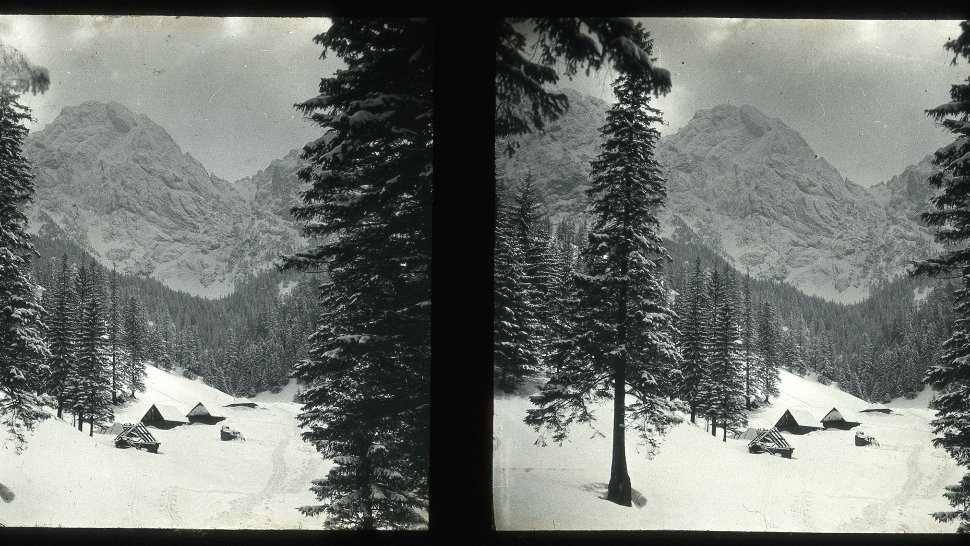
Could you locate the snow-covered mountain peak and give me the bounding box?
[24,101,305,298]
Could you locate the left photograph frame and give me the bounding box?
[0,15,430,531]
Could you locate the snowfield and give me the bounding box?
[493,370,965,532]
[0,365,331,528]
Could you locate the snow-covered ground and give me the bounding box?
[0,365,331,528]
[493,370,964,532]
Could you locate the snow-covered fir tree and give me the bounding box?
[911,20,970,533]
[0,84,51,451]
[676,258,709,423]
[107,264,125,404]
[756,300,781,404]
[703,266,747,441]
[71,259,112,436]
[122,296,146,398]
[512,174,556,363]
[741,273,758,409]
[279,18,431,529]
[527,70,682,507]
[494,178,539,392]
[45,254,76,419]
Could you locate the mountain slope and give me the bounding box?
[493,370,962,531]
[0,365,330,528]
[497,89,940,302]
[24,101,303,298]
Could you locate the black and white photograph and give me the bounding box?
[0,16,430,530]
[493,18,970,532]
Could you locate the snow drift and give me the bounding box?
[0,365,330,528]
[493,370,964,532]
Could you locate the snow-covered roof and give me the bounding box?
[779,409,818,426]
[145,403,187,422]
[821,408,844,422]
[186,402,211,417]
[861,402,891,413]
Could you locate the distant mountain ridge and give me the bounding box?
[24,101,307,298]
[497,88,941,303]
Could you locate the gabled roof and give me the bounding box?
[186,402,211,417]
[144,403,187,422]
[821,408,845,422]
[776,408,818,427]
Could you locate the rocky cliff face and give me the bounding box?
[25,101,304,298]
[497,88,941,303]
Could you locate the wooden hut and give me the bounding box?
[140,403,188,429]
[186,402,225,424]
[820,407,860,430]
[114,423,160,453]
[748,428,794,458]
[774,409,821,434]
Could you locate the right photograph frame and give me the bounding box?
[492,17,970,533]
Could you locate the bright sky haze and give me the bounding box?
[0,15,337,181]
[564,19,967,187]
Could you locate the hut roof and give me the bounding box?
[821,408,845,422]
[186,402,212,418]
[143,403,187,423]
[861,403,892,413]
[775,408,819,428]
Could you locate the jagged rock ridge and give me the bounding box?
[497,88,941,303]
[25,101,305,298]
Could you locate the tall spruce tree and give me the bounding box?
[494,178,537,391]
[756,301,781,404]
[74,259,112,436]
[0,84,51,451]
[677,258,709,423]
[527,71,682,507]
[741,274,757,409]
[45,254,76,419]
[279,19,431,529]
[911,20,970,532]
[123,296,146,397]
[704,266,747,441]
[108,264,121,404]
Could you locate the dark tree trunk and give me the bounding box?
[77,410,83,431]
[89,415,95,437]
[689,402,695,424]
[745,360,751,410]
[711,417,716,437]
[606,358,632,507]
[606,246,632,508]
[723,424,727,442]
[57,402,63,420]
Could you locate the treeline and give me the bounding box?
[38,254,145,435]
[30,234,319,399]
[495,176,956,412]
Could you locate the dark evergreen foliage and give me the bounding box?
[912,20,970,533]
[0,84,51,451]
[279,19,431,529]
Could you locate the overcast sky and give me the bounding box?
[0,15,337,181]
[564,19,967,187]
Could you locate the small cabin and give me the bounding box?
[774,409,821,434]
[141,403,188,429]
[186,402,225,424]
[820,407,860,430]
